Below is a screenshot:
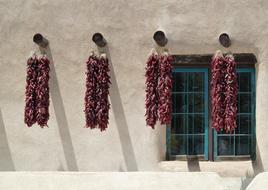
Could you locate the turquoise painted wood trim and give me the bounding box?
[168,68,209,160]
[204,69,209,160]
[251,69,256,160]
[166,124,171,160]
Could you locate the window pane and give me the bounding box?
[173,73,186,92]
[236,115,251,134]
[172,94,187,113]
[188,114,204,134]
[235,136,251,155]
[218,136,234,155]
[170,135,187,155]
[171,115,186,134]
[170,70,207,158]
[188,72,204,92]
[239,94,251,113]
[188,93,204,113]
[239,72,251,92]
[188,135,204,155]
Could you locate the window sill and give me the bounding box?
[167,155,206,161]
[158,160,255,177]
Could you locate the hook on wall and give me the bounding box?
[92,33,106,47]
[33,33,49,48]
[153,31,168,47]
[219,33,231,48]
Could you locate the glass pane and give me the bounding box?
[188,93,204,113]
[170,135,186,155]
[188,72,204,92]
[170,70,207,156]
[188,135,204,155]
[239,73,251,92]
[218,136,234,155]
[239,94,251,113]
[236,115,251,134]
[188,114,204,134]
[171,115,186,134]
[173,73,186,92]
[235,136,251,155]
[172,94,187,113]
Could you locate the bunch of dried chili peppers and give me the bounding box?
[84,52,111,131]
[211,50,238,133]
[145,49,173,129]
[24,53,50,127]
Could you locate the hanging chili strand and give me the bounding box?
[211,51,226,132]
[224,54,238,133]
[96,54,111,131]
[24,54,38,127]
[145,50,159,129]
[36,54,50,127]
[158,52,173,125]
[84,53,99,129]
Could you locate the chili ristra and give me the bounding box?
[224,54,238,133]
[36,54,50,127]
[84,53,99,129]
[158,52,173,125]
[211,51,238,133]
[145,50,159,129]
[96,54,111,131]
[24,53,38,127]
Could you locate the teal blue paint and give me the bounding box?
[204,69,209,160]
[168,68,209,160]
[166,124,171,160]
[251,69,256,160]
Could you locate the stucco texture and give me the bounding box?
[0,0,267,176]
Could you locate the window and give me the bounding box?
[214,68,256,159]
[166,54,256,161]
[167,69,209,160]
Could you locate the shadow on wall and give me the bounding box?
[43,46,78,171]
[97,45,138,171]
[187,157,201,172]
[0,108,15,171]
[252,142,264,175]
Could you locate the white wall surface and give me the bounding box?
[0,0,267,176]
[246,172,268,190]
[0,172,228,190]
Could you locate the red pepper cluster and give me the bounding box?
[24,54,38,127]
[36,55,50,127]
[84,53,111,131]
[224,54,238,132]
[145,50,173,129]
[24,54,50,127]
[145,52,159,128]
[158,53,173,125]
[211,51,238,133]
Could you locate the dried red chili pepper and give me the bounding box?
[211,51,226,132]
[158,52,173,125]
[24,53,38,127]
[224,54,238,133]
[96,54,111,131]
[36,54,50,127]
[145,50,159,129]
[84,53,99,129]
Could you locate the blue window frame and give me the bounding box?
[167,68,209,160]
[167,67,256,161]
[214,68,256,159]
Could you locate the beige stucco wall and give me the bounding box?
[0,0,267,176]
